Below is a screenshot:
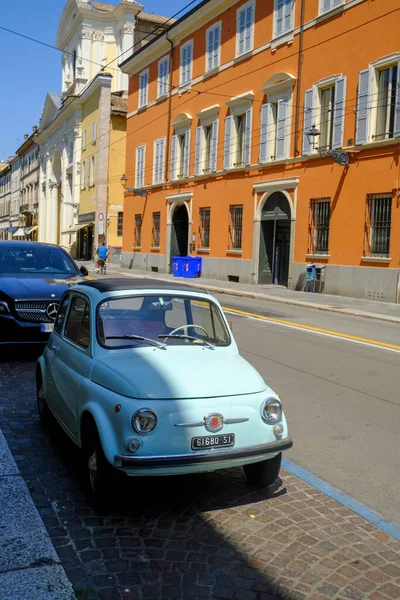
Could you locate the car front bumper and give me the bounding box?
[114,437,293,474]
[0,315,50,345]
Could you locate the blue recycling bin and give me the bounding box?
[172,256,184,277]
[183,257,202,279]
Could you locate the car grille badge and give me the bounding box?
[204,413,224,433]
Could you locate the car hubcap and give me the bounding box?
[88,449,98,492]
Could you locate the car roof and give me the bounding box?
[0,240,61,249]
[78,278,208,294]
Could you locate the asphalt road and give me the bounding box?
[91,273,400,524]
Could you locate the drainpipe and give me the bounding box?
[165,35,174,182]
[294,0,306,156]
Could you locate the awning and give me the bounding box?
[8,226,18,233]
[0,226,9,232]
[13,228,27,237]
[26,225,38,234]
[62,222,94,234]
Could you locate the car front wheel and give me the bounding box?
[86,429,115,512]
[243,453,282,487]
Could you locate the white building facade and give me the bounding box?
[37,0,169,249]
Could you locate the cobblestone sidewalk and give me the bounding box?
[1,357,400,600]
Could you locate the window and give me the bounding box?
[375,65,398,141]
[194,119,218,176]
[117,212,123,237]
[139,69,149,108]
[90,156,96,187]
[303,77,346,154]
[236,1,254,57]
[65,296,91,348]
[82,130,86,151]
[134,214,142,247]
[92,121,97,143]
[260,99,289,162]
[229,205,243,250]
[309,199,330,255]
[158,56,169,98]
[206,23,221,72]
[180,40,193,87]
[153,138,165,184]
[136,145,145,188]
[171,130,191,180]
[54,295,70,335]
[320,0,343,14]
[224,105,252,169]
[82,161,87,189]
[87,157,91,188]
[152,212,160,247]
[364,194,392,257]
[275,0,294,37]
[199,207,210,248]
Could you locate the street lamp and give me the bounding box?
[306,125,350,166]
[120,174,127,188]
[121,173,148,197]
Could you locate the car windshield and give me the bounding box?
[0,246,77,276]
[98,294,230,349]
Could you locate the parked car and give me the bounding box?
[37,278,292,508]
[0,241,88,348]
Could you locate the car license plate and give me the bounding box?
[191,433,235,451]
[40,323,54,333]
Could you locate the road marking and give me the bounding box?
[223,307,400,353]
[283,459,400,540]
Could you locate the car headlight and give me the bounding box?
[261,398,282,423]
[0,301,9,314]
[131,409,158,434]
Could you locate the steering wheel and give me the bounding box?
[168,324,209,337]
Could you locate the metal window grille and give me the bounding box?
[365,194,392,256]
[199,208,210,248]
[134,214,142,247]
[117,212,123,237]
[308,199,330,254]
[152,212,160,247]
[229,205,243,250]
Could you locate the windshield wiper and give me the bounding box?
[104,335,167,350]
[158,334,215,349]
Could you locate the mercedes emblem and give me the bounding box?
[46,302,59,321]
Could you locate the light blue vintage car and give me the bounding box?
[37,278,292,508]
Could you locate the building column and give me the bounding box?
[94,74,112,249]
[251,218,261,284]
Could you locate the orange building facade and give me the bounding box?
[120,0,400,302]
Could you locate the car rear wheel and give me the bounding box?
[243,453,282,487]
[86,428,115,512]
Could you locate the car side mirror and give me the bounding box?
[80,265,89,277]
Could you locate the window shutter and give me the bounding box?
[224,116,233,169]
[244,107,253,166]
[284,0,293,32]
[393,58,400,138]
[154,142,160,183]
[213,27,220,68]
[207,30,214,71]
[322,0,331,12]
[238,9,246,55]
[333,0,342,6]
[159,140,165,182]
[211,119,219,172]
[92,122,97,142]
[195,126,202,176]
[302,88,315,155]
[87,158,91,187]
[276,0,284,36]
[170,135,177,180]
[245,5,253,53]
[259,103,271,163]
[184,129,191,178]
[332,76,346,149]
[355,69,371,145]
[276,100,287,159]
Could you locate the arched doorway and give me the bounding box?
[170,204,189,265]
[258,192,291,285]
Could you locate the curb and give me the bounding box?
[0,431,76,600]
[86,266,400,325]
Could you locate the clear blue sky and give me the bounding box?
[0,0,199,161]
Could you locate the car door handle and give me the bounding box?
[52,345,60,353]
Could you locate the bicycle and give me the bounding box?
[99,258,107,275]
